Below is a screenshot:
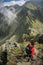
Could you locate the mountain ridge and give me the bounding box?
[0,1,43,43]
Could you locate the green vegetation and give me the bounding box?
[25,3,38,10]
[0,2,43,44]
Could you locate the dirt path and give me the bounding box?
[17,62,30,65]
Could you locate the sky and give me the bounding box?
[0,0,42,2]
[3,0,17,2]
[0,0,30,8]
[0,0,42,8]
[2,0,29,2]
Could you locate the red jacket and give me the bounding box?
[29,43,35,57]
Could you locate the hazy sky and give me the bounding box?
[0,0,30,2]
[0,0,30,9]
[0,0,42,8]
[0,0,42,2]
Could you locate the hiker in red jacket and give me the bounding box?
[26,40,35,61]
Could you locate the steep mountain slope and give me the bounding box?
[0,2,43,42]
[15,2,43,37]
[0,13,10,39]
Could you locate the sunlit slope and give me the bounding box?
[15,2,43,37]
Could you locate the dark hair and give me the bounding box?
[31,40,34,45]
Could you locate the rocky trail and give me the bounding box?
[6,48,43,65]
[15,50,43,65]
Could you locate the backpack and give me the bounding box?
[25,44,33,55]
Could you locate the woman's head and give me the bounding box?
[31,40,35,46]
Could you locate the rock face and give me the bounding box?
[38,35,43,44]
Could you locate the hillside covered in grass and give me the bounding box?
[0,1,43,44]
[14,2,43,42]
